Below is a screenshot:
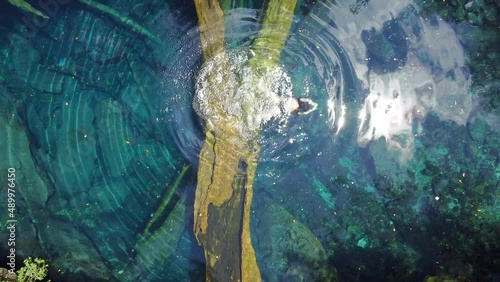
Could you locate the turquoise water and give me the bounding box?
[0,0,498,281]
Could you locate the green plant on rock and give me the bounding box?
[16,257,50,282]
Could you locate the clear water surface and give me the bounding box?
[0,0,498,281]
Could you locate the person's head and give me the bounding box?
[295,98,318,115]
[297,98,310,112]
[282,97,317,115]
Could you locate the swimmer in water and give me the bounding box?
[281,97,318,115]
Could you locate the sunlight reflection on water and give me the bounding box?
[317,1,473,161]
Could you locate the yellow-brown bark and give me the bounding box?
[193,0,297,280]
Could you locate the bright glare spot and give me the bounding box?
[329,2,473,163]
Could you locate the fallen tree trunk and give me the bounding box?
[193,0,297,280]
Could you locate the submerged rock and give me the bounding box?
[253,195,339,281]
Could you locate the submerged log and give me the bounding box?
[250,0,298,70]
[78,0,158,42]
[193,1,260,278]
[8,0,49,19]
[193,0,297,280]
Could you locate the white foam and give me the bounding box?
[194,50,295,139]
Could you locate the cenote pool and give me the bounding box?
[0,0,498,281]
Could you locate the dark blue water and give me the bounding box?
[0,0,498,281]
